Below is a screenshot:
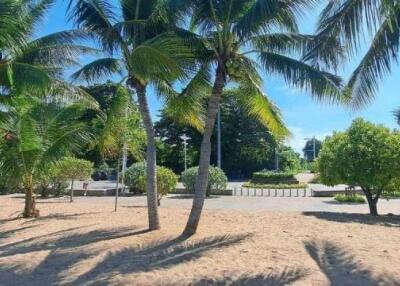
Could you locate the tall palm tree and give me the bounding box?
[169,0,344,235]
[304,0,400,107]
[67,0,194,230]
[0,96,93,217]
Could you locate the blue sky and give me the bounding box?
[37,1,400,154]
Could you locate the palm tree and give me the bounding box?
[67,0,194,230]
[0,0,95,98]
[0,96,93,217]
[304,0,400,107]
[169,0,343,235]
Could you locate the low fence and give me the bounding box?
[233,187,309,197]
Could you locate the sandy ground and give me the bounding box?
[0,195,399,286]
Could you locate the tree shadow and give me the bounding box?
[323,200,366,205]
[304,241,400,286]
[302,212,400,227]
[192,268,308,286]
[19,212,103,225]
[71,233,252,285]
[167,195,221,200]
[0,225,41,241]
[0,226,146,258]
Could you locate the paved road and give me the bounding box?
[56,194,400,215]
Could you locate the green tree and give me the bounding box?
[278,146,302,173]
[56,157,93,203]
[318,119,400,215]
[68,0,194,230]
[170,0,343,235]
[306,0,400,107]
[0,96,93,217]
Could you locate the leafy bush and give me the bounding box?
[334,194,366,204]
[92,162,112,181]
[384,178,400,198]
[181,166,228,197]
[36,164,69,198]
[242,183,307,189]
[250,171,299,185]
[125,162,178,204]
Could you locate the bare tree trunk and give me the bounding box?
[23,175,39,218]
[183,65,226,236]
[364,188,380,216]
[133,80,160,230]
[70,179,74,203]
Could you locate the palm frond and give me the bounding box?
[259,51,343,102]
[71,58,124,83]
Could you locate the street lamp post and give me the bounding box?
[180,134,190,171]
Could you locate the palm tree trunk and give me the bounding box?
[23,174,38,218]
[133,80,160,230]
[183,64,226,236]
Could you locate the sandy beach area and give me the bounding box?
[0,194,399,285]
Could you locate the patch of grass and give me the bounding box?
[334,194,366,204]
[243,183,307,189]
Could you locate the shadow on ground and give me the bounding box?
[0,223,252,286]
[191,268,308,286]
[304,241,400,286]
[302,212,400,227]
[167,195,221,200]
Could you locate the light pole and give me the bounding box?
[275,146,279,171]
[180,134,190,171]
[217,108,221,169]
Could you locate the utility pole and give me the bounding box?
[275,146,279,171]
[313,136,316,161]
[180,134,190,171]
[217,108,221,169]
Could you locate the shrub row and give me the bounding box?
[242,183,307,189]
[250,171,299,185]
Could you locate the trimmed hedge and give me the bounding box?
[243,183,307,189]
[334,194,366,204]
[250,171,299,185]
[181,166,227,197]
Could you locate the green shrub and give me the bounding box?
[36,164,69,198]
[181,166,227,197]
[334,194,366,204]
[125,162,178,205]
[242,183,307,189]
[384,178,400,198]
[250,171,298,185]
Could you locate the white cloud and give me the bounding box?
[286,126,331,156]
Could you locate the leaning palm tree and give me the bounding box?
[169,0,344,235]
[67,0,194,230]
[0,96,93,217]
[304,0,400,107]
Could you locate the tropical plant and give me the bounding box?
[0,96,93,217]
[56,157,93,202]
[67,0,194,230]
[170,0,343,235]
[125,162,178,205]
[0,0,95,100]
[181,166,228,197]
[36,163,69,198]
[305,0,400,107]
[318,119,400,215]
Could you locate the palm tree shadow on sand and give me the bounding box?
[304,241,400,286]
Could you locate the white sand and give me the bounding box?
[0,195,399,285]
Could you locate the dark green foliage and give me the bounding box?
[243,183,307,189]
[155,91,278,179]
[277,146,302,173]
[181,166,227,197]
[250,171,299,185]
[303,138,322,162]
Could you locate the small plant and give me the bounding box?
[181,166,228,197]
[334,194,366,204]
[36,164,69,198]
[56,157,93,202]
[125,162,178,205]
